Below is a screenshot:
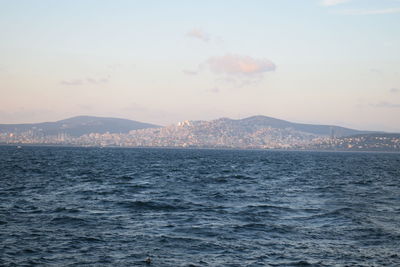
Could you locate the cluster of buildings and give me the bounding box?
[309,134,400,151]
[119,120,320,149]
[0,131,73,145]
[1,121,399,152]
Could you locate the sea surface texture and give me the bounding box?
[1,146,399,266]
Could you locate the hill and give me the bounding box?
[121,116,377,149]
[209,116,372,137]
[2,115,396,151]
[0,116,160,137]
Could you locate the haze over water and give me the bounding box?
[1,146,399,266]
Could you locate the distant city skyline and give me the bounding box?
[2,114,399,151]
[1,0,399,131]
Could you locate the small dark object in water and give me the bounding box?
[145,257,152,264]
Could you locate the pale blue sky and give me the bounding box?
[1,0,399,131]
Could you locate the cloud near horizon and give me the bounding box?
[205,54,276,76]
[186,28,210,42]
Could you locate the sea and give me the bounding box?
[0,146,399,266]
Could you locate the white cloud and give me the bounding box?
[206,87,220,93]
[338,7,400,15]
[370,68,383,74]
[383,41,394,47]
[390,88,399,93]
[321,0,351,6]
[186,28,210,42]
[60,77,109,86]
[371,101,400,108]
[205,54,276,76]
[86,77,109,84]
[60,79,84,86]
[183,70,198,75]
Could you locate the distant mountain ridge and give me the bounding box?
[211,115,374,137]
[0,115,376,138]
[1,115,397,151]
[122,115,378,149]
[0,114,380,138]
[0,116,160,137]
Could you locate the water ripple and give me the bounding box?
[0,146,399,266]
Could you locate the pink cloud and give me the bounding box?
[205,54,276,76]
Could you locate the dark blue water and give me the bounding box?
[1,146,399,266]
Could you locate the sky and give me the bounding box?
[0,0,399,131]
